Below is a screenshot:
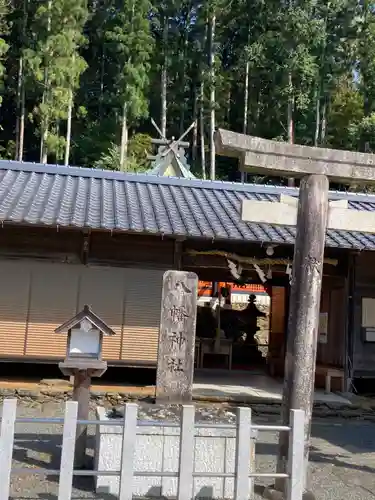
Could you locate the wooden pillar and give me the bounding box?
[283,280,291,358]
[174,239,184,270]
[73,369,91,468]
[345,252,357,393]
[274,175,329,497]
[214,286,222,353]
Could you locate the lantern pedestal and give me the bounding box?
[59,359,108,378]
[59,362,108,468]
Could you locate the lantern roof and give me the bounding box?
[54,305,115,336]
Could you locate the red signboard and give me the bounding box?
[198,281,266,297]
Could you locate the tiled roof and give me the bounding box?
[1,160,375,250]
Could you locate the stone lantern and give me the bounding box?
[56,304,115,377]
[55,305,116,467]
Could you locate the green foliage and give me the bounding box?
[349,114,375,153]
[327,78,363,150]
[105,0,154,123]
[128,133,152,168]
[1,0,375,183]
[0,0,9,105]
[94,133,152,172]
[94,142,121,171]
[0,139,15,159]
[24,0,88,161]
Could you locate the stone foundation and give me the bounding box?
[0,387,373,420]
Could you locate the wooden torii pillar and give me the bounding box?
[215,129,375,500]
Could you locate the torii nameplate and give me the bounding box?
[215,128,375,184]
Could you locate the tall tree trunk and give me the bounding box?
[160,13,168,137]
[15,0,27,161]
[243,61,250,135]
[40,85,49,164]
[197,20,208,179]
[192,87,198,166]
[19,72,25,161]
[200,80,206,180]
[99,42,105,120]
[120,102,128,171]
[320,96,327,145]
[241,60,250,183]
[179,7,192,136]
[15,55,24,160]
[243,26,251,137]
[256,87,261,126]
[226,87,231,124]
[362,0,371,118]
[315,11,327,147]
[287,71,295,187]
[64,88,73,165]
[40,108,44,163]
[208,12,216,181]
[56,120,61,162]
[287,72,294,144]
[40,0,52,164]
[41,120,49,164]
[314,92,320,147]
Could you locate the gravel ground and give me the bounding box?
[4,400,375,500]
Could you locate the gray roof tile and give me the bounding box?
[1,160,375,249]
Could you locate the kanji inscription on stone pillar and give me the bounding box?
[156,270,198,403]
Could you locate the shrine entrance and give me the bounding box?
[195,280,272,372]
[191,269,349,404]
[189,259,291,378]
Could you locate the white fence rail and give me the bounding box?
[0,398,305,500]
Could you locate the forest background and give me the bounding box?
[0,0,374,185]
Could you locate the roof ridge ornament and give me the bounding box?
[147,118,196,179]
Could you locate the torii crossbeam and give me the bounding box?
[215,129,375,500]
[216,128,375,184]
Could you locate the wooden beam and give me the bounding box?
[215,128,375,184]
[151,138,190,148]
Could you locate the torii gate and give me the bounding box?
[215,129,375,500]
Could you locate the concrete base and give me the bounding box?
[95,406,257,499]
[193,371,351,405]
[263,485,316,500]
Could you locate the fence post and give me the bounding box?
[118,403,138,500]
[234,406,252,500]
[0,398,17,500]
[58,401,78,500]
[177,405,195,500]
[286,409,305,500]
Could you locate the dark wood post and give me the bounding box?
[73,369,91,468]
[274,175,329,498]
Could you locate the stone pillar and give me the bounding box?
[156,270,198,404]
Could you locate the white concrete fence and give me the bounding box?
[0,398,305,500]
